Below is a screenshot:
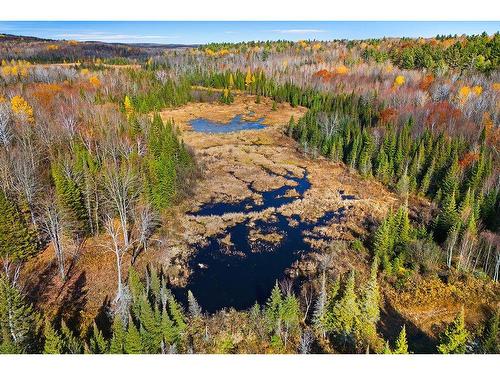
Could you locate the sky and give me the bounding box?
[0,21,499,45]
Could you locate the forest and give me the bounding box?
[0,32,498,354]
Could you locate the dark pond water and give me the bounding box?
[173,170,355,313]
[189,115,266,133]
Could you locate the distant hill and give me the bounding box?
[0,33,198,62]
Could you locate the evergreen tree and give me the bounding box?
[437,307,469,354]
[125,320,143,354]
[393,325,409,354]
[89,323,108,354]
[60,320,82,354]
[43,321,63,354]
[109,316,126,354]
[481,310,499,354]
[0,276,38,353]
[187,290,202,319]
[358,259,380,348]
[0,190,37,267]
[325,271,360,341]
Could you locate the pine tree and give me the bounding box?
[325,271,360,340]
[266,282,283,336]
[90,323,108,354]
[481,310,499,354]
[43,321,63,354]
[0,276,37,353]
[187,290,202,319]
[125,320,143,354]
[358,259,380,348]
[109,316,126,354]
[0,190,37,267]
[393,325,409,354]
[437,307,469,354]
[60,320,82,354]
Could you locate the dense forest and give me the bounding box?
[0,33,498,354]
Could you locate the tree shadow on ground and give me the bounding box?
[24,261,58,308]
[379,299,437,354]
[56,271,87,332]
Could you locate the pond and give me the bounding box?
[189,114,266,133]
[173,171,355,313]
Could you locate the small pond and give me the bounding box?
[189,114,266,133]
[173,171,355,313]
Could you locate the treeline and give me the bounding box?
[362,32,500,73]
[126,70,192,113]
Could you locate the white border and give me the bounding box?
[0,0,498,20]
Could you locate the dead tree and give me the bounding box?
[42,201,66,280]
[102,216,129,302]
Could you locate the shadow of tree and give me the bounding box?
[23,261,58,308]
[379,299,437,354]
[56,271,87,333]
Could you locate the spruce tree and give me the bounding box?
[0,276,38,353]
[125,320,143,354]
[43,321,63,354]
[89,323,108,354]
[437,307,469,354]
[109,316,126,354]
[481,310,499,354]
[325,271,360,340]
[393,325,409,354]
[0,190,37,266]
[358,259,380,348]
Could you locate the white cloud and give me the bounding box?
[271,29,326,34]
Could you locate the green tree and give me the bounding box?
[437,307,469,354]
[125,320,143,354]
[0,276,38,353]
[43,321,63,354]
[393,325,409,354]
[109,316,126,354]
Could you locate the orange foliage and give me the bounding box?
[425,101,462,130]
[419,74,434,91]
[379,107,398,124]
[47,44,60,51]
[89,75,101,88]
[32,83,63,108]
[459,151,479,169]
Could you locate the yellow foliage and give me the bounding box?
[0,95,6,103]
[10,95,34,123]
[228,73,234,88]
[124,95,134,120]
[312,43,322,51]
[245,68,255,86]
[47,44,60,51]
[89,75,101,88]
[335,65,349,75]
[394,75,405,87]
[472,85,483,96]
[68,40,79,46]
[298,40,307,48]
[458,86,471,102]
[492,82,500,91]
[80,68,89,75]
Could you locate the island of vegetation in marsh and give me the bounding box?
[0,25,499,354]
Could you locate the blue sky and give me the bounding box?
[0,21,499,44]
